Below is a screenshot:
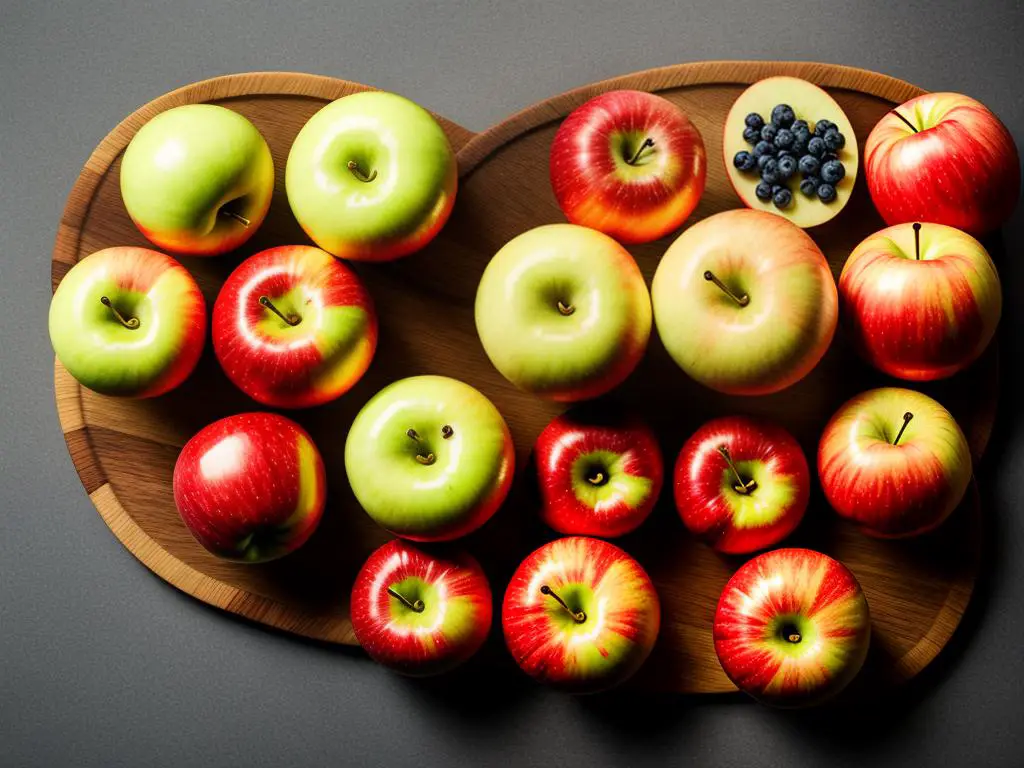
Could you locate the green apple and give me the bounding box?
[344,376,514,541]
[474,224,652,401]
[120,104,274,256]
[285,91,457,261]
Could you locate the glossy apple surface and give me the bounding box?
[651,209,837,395]
[172,413,326,562]
[865,92,1020,236]
[120,104,274,256]
[550,89,706,244]
[502,536,660,693]
[49,247,206,398]
[818,387,971,538]
[212,245,377,408]
[475,224,651,401]
[674,416,809,554]
[286,91,457,261]
[839,222,1001,381]
[714,547,870,707]
[535,410,663,537]
[351,539,492,676]
[345,376,514,541]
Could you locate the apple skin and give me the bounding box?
[839,222,1001,381]
[49,247,206,398]
[865,92,1020,236]
[818,387,971,538]
[344,376,514,541]
[350,539,493,676]
[285,91,457,262]
[651,209,838,395]
[502,536,660,693]
[534,411,663,538]
[172,412,326,563]
[212,245,377,408]
[674,416,809,554]
[714,547,870,707]
[475,224,652,401]
[550,89,707,244]
[120,104,274,256]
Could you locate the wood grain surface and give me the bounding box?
[51,64,994,693]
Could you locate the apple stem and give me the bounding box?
[406,429,436,465]
[100,296,140,329]
[626,137,655,165]
[540,585,586,623]
[704,271,749,307]
[557,300,575,316]
[892,110,919,133]
[220,208,250,227]
[387,586,425,613]
[259,296,301,326]
[347,160,378,183]
[717,445,757,494]
[787,632,802,643]
[893,412,914,446]
[913,222,922,260]
[587,471,606,486]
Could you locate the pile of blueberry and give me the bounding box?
[733,104,847,210]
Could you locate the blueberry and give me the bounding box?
[760,158,780,184]
[774,128,794,150]
[798,155,820,176]
[770,104,796,128]
[760,124,778,142]
[755,181,773,201]
[823,129,845,152]
[791,137,808,156]
[743,126,761,145]
[745,113,765,130]
[773,187,793,209]
[791,119,809,134]
[821,159,845,184]
[807,136,826,157]
[817,182,837,202]
[799,177,819,197]
[753,140,776,158]
[814,119,835,136]
[757,154,775,171]
[776,155,797,179]
[733,151,757,172]
[820,152,838,164]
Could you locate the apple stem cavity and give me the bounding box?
[892,110,919,133]
[626,137,655,166]
[717,445,757,494]
[556,300,575,316]
[259,296,301,326]
[540,585,586,623]
[219,208,250,228]
[347,160,378,183]
[913,222,922,260]
[99,296,140,329]
[704,271,750,307]
[387,586,425,613]
[893,412,914,446]
[406,428,437,465]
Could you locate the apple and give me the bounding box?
[714,547,870,707]
[350,539,493,676]
[550,89,707,244]
[534,410,663,538]
[818,387,971,538]
[865,92,1020,236]
[285,91,457,261]
[212,245,377,408]
[172,412,326,562]
[345,376,514,541]
[674,416,809,554]
[120,104,274,256]
[840,221,1001,381]
[49,246,206,398]
[475,224,651,401]
[502,536,660,693]
[651,208,837,395]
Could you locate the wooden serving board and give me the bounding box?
[52,64,994,694]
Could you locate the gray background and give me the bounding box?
[2,0,1023,765]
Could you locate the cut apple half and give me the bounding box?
[723,76,859,229]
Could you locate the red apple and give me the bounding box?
[212,245,377,409]
[865,92,1020,236]
[502,537,660,693]
[550,90,706,244]
[534,410,663,538]
[839,221,1001,381]
[172,412,326,562]
[674,416,809,554]
[714,548,870,707]
[350,539,493,676]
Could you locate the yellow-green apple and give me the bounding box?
[351,539,492,676]
[651,209,837,395]
[345,376,514,541]
[839,222,1001,381]
[49,247,206,398]
[502,536,660,693]
[475,224,651,401]
[550,90,707,244]
[865,92,1020,236]
[818,387,971,538]
[714,547,870,707]
[534,410,663,538]
[172,412,326,562]
[286,92,456,261]
[212,245,377,408]
[120,104,274,256]
[674,416,809,554]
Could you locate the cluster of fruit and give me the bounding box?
[49,74,1019,706]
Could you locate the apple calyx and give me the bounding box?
[219,207,251,228]
[387,585,425,613]
[259,295,301,326]
[892,411,914,446]
[891,109,919,134]
[540,584,586,624]
[716,445,757,494]
[556,300,576,316]
[100,296,140,329]
[626,137,656,166]
[913,222,922,260]
[704,270,750,307]
[406,428,437,466]
[346,160,378,183]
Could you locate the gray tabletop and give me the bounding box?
[3,1,1023,766]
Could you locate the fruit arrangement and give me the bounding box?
[50,66,1015,705]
